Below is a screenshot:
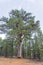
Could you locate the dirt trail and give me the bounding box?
[0,57,43,65]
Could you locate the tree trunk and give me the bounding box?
[17,42,22,58]
[17,33,22,58]
[11,38,14,57]
[5,44,8,57]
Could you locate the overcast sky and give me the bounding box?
[0,0,43,39]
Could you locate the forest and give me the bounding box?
[0,9,43,61]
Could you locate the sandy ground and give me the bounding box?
[0,57,43,65]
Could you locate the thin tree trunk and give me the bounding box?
[5,44,8,57]
[11,38,14,57]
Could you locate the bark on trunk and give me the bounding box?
[17,33,22,58]
[17,42,22,58]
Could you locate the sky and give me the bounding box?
[0,0,43,39]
